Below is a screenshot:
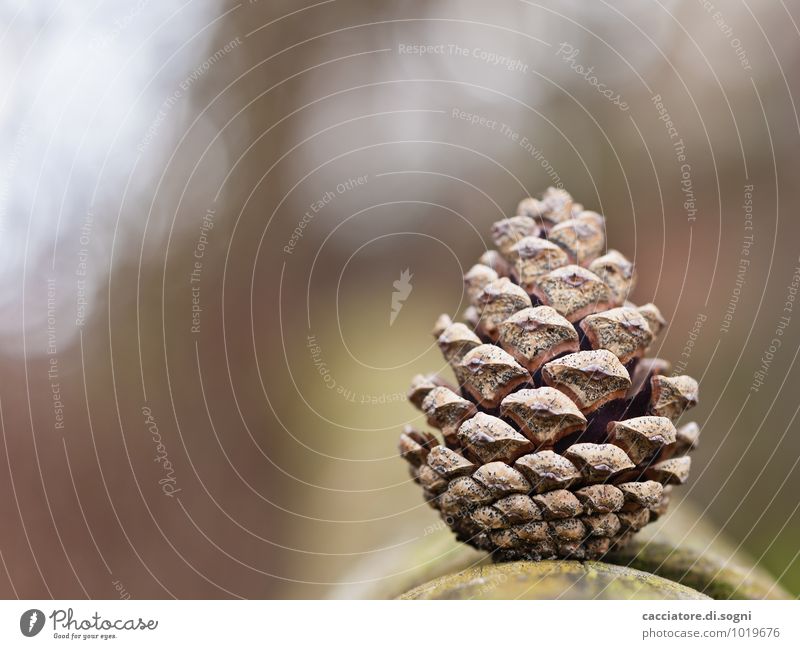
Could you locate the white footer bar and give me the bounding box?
[0,600,796,647]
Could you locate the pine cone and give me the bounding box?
[399,187,699,562]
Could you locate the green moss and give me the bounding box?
[399,560,710,600]
[607,541,791,600]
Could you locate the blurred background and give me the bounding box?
[1,0,799,598]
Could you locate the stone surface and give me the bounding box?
[399,560,709,600]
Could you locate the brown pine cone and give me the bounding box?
[400,187,699,562]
